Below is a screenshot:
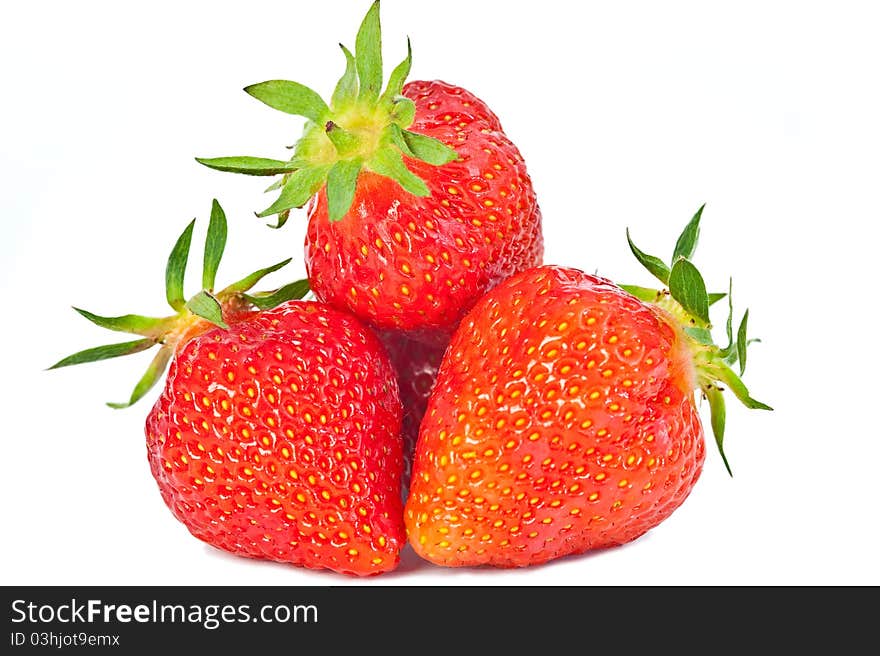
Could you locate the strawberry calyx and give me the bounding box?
[49,199,310,408]
[622,205,772,474]
[196,0,458,227]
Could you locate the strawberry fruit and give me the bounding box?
[404,207,771,567]
[197,1,543,341]
[376,330,447,490]
[51,201,405,576]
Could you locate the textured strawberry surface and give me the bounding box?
[305,81,543,338]
[376,329,447,489]
[405,266,706,567]
[146,301,404,576]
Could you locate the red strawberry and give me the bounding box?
[405,207,771,567]
[197,1,543,342]
[376,330,447,489]
[51,201,405,576]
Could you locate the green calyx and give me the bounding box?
[48,199,310,409]
[621,204,772,475]
[196,1,458,227]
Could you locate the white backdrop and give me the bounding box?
[2,0,878,585]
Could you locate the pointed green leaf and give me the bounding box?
[401,129,458,165]
[244,279,311,310]
[331,44,358,110]
[166,219,195,312]
[390,97,416,126]
[185,291,228,329]
[721,278,735,357]
[222,258,292,295]
[326,158,363,222]
[626,229,670,286]
[257,165,331,218]
[264,177,286,193]
[705,385,732,476]
[355,0,383,103]
[195,156,302,176]
[668,259,710,324]
[381,37,412,105]
[107,346,173,409]
[368,146,429,197]
[387,123,414,157]
[715,362,773,411]
[269,209,291,230]
[244,80,330,124]
[708,292,728,306]
[48,338,156,370]
[72,308,172,338]
[737,309,750,375]
[672,203,704,263]
[684,326,714,345]
[619,285,660,303]
[202,199,227,291]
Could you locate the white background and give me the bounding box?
[2,0,878,586]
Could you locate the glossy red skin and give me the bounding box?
[145,301,404,576]
[405,266,705,568]
[305,80,543,342]
[376,329,447,490]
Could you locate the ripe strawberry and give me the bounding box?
[376,330,447,489]
[197,1,543,341]
[405,207,771,567]
[51,201,405,576]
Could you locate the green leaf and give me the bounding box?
[715,362,773,411]
[708,292,728,306]
[721,278,735,357]
[387,123,414,157]
[672,203,704,263]
[244,279,311,310]
[166,219,195,312]
[264,177,286,193]
[684,326,714,345]
[244,80,330,124]
[72,308,171,338]
[326,158,363,222]
[331,44,358,110]
[185,291,228,329]
[390,97,416,126]
[270,209,291,230]
[355,0,383,103]
[380,37,411,105]
[202,199,227,291]
[401,129,458,165]
[705,385,732,476]
[107,346,173,409]
[223,258,292,295]
[619,285,660,303]
[367,146,429,197]
[257,165,331,218]
[48,338,156,370]
[195,156,301,176]
[668,259,710,324]
[626,228,671,286]
[737,309,750,375]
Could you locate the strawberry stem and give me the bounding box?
[624,205,772,475]
[196,0,458,223]
[49,200,310,408]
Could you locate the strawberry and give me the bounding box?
[376,330,447,490]
[197,1,543,342]
[404,207,771,568]
[51,201,405,576]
